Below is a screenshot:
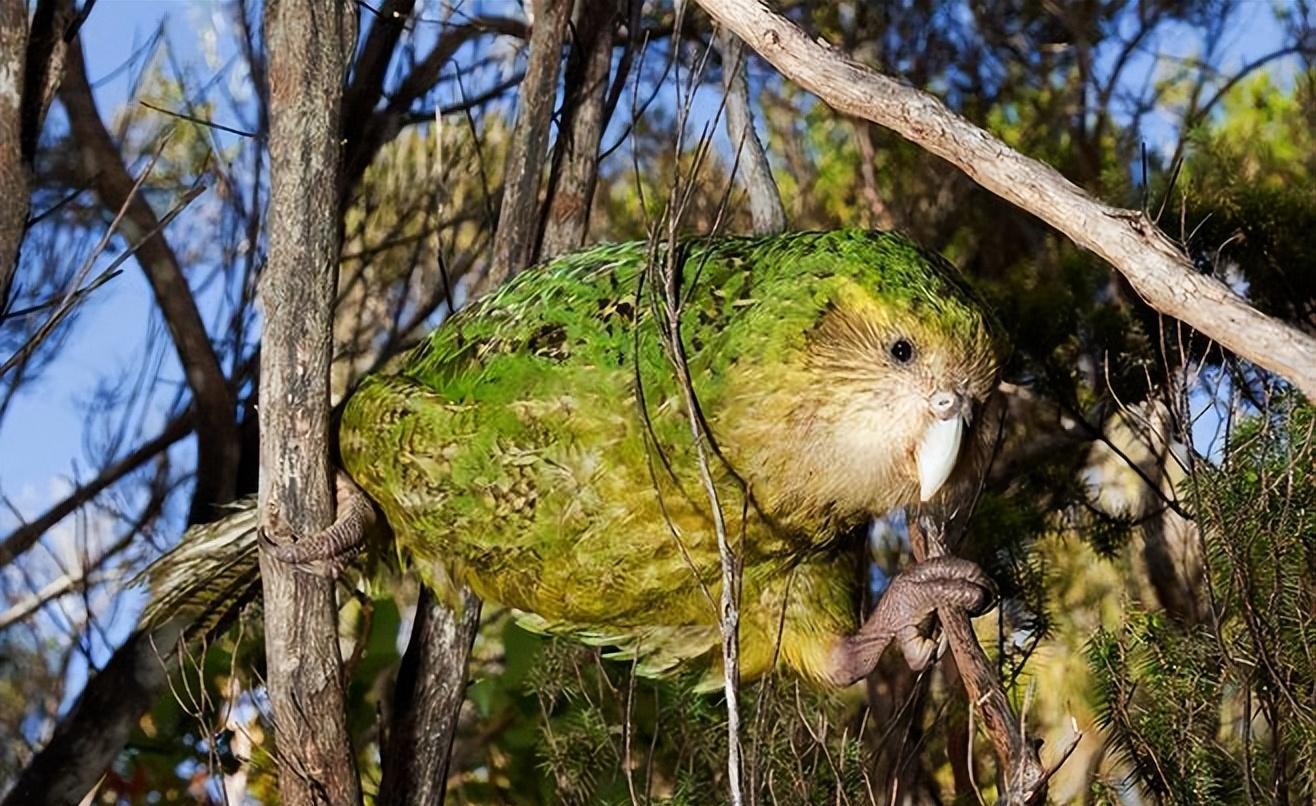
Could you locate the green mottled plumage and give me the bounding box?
[339,230,1000,687]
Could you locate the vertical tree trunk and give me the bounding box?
[378,7,570,801]
[477,0,571,294]
[539,0,616,259]
[0,0,27,312]
[258,1,361,803]
[377,586,482,806]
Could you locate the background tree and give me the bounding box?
[1,0,1315,803]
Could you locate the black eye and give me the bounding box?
[889,339,914,364]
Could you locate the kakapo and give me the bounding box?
[147,229,1002,689]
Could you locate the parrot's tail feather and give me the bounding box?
[135,498,263,639]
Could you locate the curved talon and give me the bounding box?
[825,555,995,685]
[261,472,376,575]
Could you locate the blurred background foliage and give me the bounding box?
[2,0,1315,803]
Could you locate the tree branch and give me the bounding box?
[258,1,360,803]
[59,35,240,522]
[911,515,1045,804]
[714,27,785,234]
[694,0,1316,400]
[0,412,191,567]
[342,0,415,129]
[341,15,528,213]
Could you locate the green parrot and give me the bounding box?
[147,229,1001,689]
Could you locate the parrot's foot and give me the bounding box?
[260,472,376,576]
[825,556,994,687]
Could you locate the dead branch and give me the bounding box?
[343,0,415,130]
[694,0,1316,401]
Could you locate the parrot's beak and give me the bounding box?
[916,391,968,502]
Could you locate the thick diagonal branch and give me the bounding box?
[694,0,1316,400]
[59,37,239,521]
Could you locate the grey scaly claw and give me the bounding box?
[260,472,376,576]
[826,556,995,685]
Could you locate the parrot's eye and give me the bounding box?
[889,338,914,364]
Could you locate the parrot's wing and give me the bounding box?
[513,610,720,680]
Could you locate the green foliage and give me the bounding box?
[1088,398,1316,802]
[452,621,875,805]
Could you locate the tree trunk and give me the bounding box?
[0,0,27,312]
[377,586,482,806]
[258,1,361,803]
[477,0,570,294]
[540,0,616,258]
[378,5,572,799]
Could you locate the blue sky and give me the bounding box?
[1,2,1297,517]
[0,0,1303,697]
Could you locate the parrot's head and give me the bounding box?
[803,278,999,507]
[719,231,1002,526]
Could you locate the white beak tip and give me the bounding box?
[916,415,965,502]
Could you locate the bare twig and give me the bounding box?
[911,515,1044,804]
[137,99,258,138]
[0,181,207,383]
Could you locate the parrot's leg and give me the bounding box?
[261,471,377,574]
[826,556,994,686]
